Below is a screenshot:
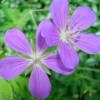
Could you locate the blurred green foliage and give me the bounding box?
[0,0,100,100]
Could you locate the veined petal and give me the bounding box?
[69,6,96,32]
[59,42,79,70]
[36,24,48,52]
[73,33,100,54]
[38,20,59,46]
[50,0,69,31]
[0,56,31,80]
[29,66,51,99]
[4,28,33,56]
[43,53,74,75]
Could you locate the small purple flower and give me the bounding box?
[39,0,100,71]
[0,28,71,99]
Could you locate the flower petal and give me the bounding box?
[69,6,96,32]
[73,33,100,54]
[36,24,48,52]
[0,56,30,80]
[59,42,79,70]
[38,20,59,47]
[43,53,74,75]
[50,0,69,31]
[29,66,51,99]
[4,28,33,56]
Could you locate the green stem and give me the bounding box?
[29,11,37,28]
[78,74,100,83]
[77,67,100,73]
[29,8,48,27]
[31,8,48,12]
[29,8,48,28]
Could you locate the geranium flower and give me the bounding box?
[39,0,100,71]
[0,28,70,99]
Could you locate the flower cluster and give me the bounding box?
[0,0,100,99]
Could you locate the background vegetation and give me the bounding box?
[0,0,100,100]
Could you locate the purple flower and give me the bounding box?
[39,0,100,71]
[0,28,71,99]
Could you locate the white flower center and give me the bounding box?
[60,30,79,50]
[29,51,43,65]
[60,30,73,43]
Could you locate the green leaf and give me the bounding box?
[2,6,31,29]
[2,7,21,25]
[16,10,32,28]
[0,78,13,100]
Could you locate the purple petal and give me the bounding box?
[29,66,51,99]
[38,20,59,47]
[73,33,100,54]
[0,56,30,80]
[59,42,79,70]
[43,53,74,75]
[36,24,48,52]
[4,28,33,55]
[50,0,69,31]
[69,6,96,32]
